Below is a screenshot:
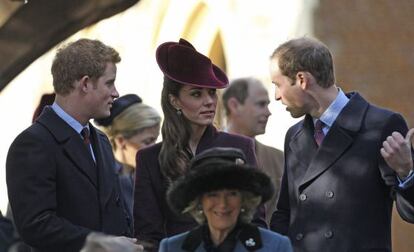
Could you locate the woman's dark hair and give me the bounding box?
[158,77,193,182]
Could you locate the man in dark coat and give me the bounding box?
[6,39,139,252]
[269,37,414,252]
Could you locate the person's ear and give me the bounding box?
[296,71,311,90]
[227,97,242,115]
[168,94,181,110]
[79,75,92,92]
[114,135,127,150]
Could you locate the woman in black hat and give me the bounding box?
[94,94,161,220]
[159,147,293,252]
[133,39,264,251]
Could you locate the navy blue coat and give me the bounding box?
[6,107,132,252]
[270,93,414,252]
[133,125,262,248]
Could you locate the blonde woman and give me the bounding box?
[95,94,161,218]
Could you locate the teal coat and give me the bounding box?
[159,224,292,252]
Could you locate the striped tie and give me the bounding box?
[314,120,325,146]
[81,127,90,145]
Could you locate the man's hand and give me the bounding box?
[380,128,414,178]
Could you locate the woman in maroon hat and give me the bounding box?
[133,39,265,251]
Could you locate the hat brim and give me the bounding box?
[167,164,274,215]
[94,94,142,126]
[156,41,228,89]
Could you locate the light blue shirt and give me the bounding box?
[51,102,96,162]
[313,88,349,135]
[314,89,413,188]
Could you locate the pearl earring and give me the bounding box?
[176,108,182,116]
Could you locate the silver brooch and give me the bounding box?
[245,238,256,247]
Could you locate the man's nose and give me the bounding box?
[112,86,120,98]
[275,89,281,101]
[265,106,272,117]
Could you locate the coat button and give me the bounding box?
[295,233,304,240]
[324,230,333,239]
[299,194,307,201]
[115,195,121,206]
[325,191,334,198]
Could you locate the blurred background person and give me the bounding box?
[133,38,264,251]
[0,210,14,252]
[95,94,161,219]
[160,147,292,252]
[31,93,55,123]
[222,77,284,225]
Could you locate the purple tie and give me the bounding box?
[314,120,325,146]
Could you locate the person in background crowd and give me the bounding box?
[269,37,414,252]
[95,94,161,219]
[0,210,14,252]
[133,38,265,251]
[6,38,138,252]
[32,93,55,122]
[160,147,293,252]
[222,77,284,225]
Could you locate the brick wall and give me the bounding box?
[314,0,414,126]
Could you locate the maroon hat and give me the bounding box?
[156,38,228,89]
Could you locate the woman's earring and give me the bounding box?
[197,205,203,215]
[240,208,245,213]
[176,108,182,116]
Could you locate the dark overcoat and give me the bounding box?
[270,93,414,252]
[133,125,262,248]
[6,107,132,252]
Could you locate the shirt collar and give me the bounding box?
[317,88,349,127]
[51,102,88,134]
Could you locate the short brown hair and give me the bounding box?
[271,37,335,88]
[222,77,263,116]
[51,39,121,95]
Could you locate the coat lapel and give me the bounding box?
[292,93,369,191]
[37,107,98,187]
[90,126,116,208]
[63,136,98,187]
[289,116,318,190]
[299,123,354,190]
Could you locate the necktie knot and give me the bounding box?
[314,120,325,146]
[81,127,90,145]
